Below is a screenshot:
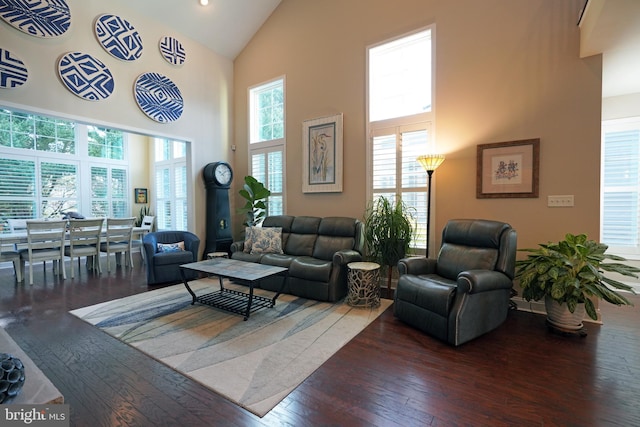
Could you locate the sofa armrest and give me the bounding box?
[457,270,513,294]
[333,249,362,266]
[398,256,437,276]
[230,240,244,253]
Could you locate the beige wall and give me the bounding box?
[233,0,602,252]
[0,0,234,244]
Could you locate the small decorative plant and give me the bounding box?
[135,205,152,227]
[363,196,415,293]
[237,176,271,227]
[515,233,639,320]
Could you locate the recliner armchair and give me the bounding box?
[394,219,517,346]
[143,230,200,285]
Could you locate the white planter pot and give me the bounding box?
[544,296,585,331]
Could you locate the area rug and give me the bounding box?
[69,279,392,417]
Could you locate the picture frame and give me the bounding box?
[135,188,148,204]
[302,113,343,193]
[476,138,540,198]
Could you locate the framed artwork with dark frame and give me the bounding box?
[302,113,343,193]
[476,138,540,198]
[135,188,148,204]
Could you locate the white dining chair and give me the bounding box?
[100,217,136,272]
[64,218,104,278]
[19,220,67,285]
[0,247,23,282]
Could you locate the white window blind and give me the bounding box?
[0,157,36,221]
[371,126,430,250]
[602,119,640,255]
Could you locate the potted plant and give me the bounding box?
[363,196,415,296]
[515,233,639,332]
[237,176,271,227]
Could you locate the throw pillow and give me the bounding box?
[243,226,254,253]
[250,227,283,255]
[157,241,185,253]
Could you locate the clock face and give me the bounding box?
[214,163,232,186]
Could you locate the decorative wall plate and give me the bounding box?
[159,36,186,66]
[94,14,143,61]
[0,48,28,89]
[58,52,114,101]
[134,72,183,123]
[0,0,70,38]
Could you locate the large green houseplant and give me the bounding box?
[237,176,271,227]
[515,233,639,327]
[363,196,415,295]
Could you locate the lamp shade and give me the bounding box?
[417,154,445,172]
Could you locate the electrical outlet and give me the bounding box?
[548,195,574,207]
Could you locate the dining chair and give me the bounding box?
[19,220,67,285]
[0,247,23,282]
[64,218,104,278]
[6,218,29,251]
[132,215,155,265]
[100,217,136,272]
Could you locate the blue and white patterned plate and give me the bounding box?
[134,72,183,123]
[95,14,143,61]
[0,47,28,89]
[58,52,114,101]
[159,36,186,66]
[0,0,70,38]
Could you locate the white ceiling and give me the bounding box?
[580,0,640,98]
[119,0,282,60]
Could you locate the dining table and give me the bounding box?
[0,226,148,279]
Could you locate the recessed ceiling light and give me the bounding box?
[200,0,209,5]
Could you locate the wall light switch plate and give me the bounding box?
[548,195,574,207]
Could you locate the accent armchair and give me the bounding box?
[143,230,200,285]
[394,219,517,346]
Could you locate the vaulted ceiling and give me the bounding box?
[580,0,640,97]
[117,0,281,60]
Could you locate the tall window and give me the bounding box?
[601,118,640,258]
[248,77,285,217]
[0,108,129,228]
[154,139,188,231]
[367,26,435,252]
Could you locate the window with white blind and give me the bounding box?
[248,77,285,216]
[154,139,188,231]
[601,118,640,257]
[0,108,129,230]
[367,26,435,253]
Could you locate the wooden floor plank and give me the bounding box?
[1,255,639,426]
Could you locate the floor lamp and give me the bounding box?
[417,154,445,258]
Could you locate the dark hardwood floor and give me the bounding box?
[1,255,639,426]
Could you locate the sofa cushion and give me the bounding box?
[153,250,194,266]
[436,244,498,280]
[284,233,317,256]
[250,227,283,254]
[289,256,332,282]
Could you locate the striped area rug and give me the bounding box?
[70,279,392,417]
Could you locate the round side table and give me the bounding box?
[346,262,381,308]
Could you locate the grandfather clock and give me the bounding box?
[203,161,233,257]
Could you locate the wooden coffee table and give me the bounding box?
[180,258,288,320]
